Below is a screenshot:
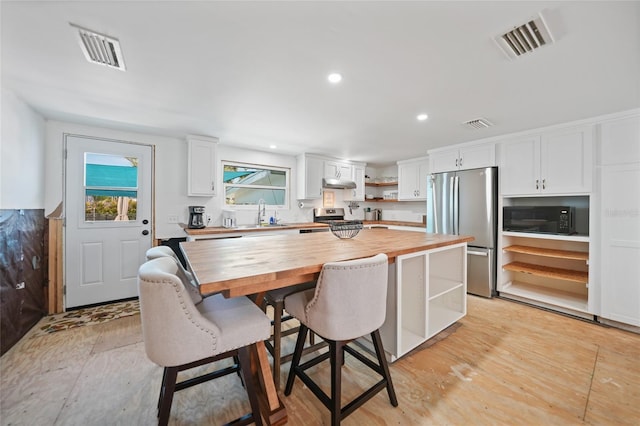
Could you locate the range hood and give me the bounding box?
[322,177,357,189]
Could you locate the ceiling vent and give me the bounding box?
[495,11,554,59]
[70,23,126,71]
[463,118,493,130]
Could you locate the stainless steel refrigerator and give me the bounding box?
[426,167,497,297]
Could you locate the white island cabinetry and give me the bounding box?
[375,242,467,362]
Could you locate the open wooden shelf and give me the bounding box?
[365,181,398,187]
[500,281,589,313]
[503,261,588,283]
[367,197,398,202]
[503,245,589,261]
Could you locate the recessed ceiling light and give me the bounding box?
[269,144,277,149]
[417,113,429,121]
[327,73,342,84]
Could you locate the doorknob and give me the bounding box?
[142,219,149,225]
[142,230,149,236]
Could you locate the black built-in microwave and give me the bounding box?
[503,206,576,235]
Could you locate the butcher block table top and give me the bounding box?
[180,228,474,298]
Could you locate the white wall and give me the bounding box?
[1,89,46,209]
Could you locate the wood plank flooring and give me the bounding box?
[1,296,639,425]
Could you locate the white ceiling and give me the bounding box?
[2,1,639,165]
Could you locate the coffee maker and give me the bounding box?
[188,206,206,229]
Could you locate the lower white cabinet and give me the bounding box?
[373,242,467,362]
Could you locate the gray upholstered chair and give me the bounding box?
[145,246,203,304]
[283,253,398,425]
[138,257,270,426]
[263,282,326,389]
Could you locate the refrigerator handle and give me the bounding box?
[430,175,439,233]
[453,175,459,235]
[449,176,455,234]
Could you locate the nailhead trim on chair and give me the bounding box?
[145,277,218,354]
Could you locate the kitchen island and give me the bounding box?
[180,229,473,425]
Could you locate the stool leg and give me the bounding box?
[330,340,344,426]
[371,330,398,407]
[284,324,308,396]
[158,366,178,426]
[272,300,284,390]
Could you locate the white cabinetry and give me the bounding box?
[378,243,467,361]
[500,126,593,196]
[187,135,218,196]
[499,232,593,318]
[397,157,429,200]
[296,154,324,200]
[324,160,352,180]
[597,114,640,328]
[344,162,366,201]
[429,143,495,173]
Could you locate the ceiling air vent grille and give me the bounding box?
[495,12,554,59]
[70,23,126,71]
[463,118,493,130]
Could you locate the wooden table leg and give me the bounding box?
[250,340,288,425]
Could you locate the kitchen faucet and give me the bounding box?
[257,199,266,225]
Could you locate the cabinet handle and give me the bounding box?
[459,157,463,167]
[211,182,215,191]
[542,179,546,190]
[455,158,458,167]
[535,179,539,190]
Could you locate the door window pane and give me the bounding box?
[84,153,138,222]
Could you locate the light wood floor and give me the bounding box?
[1,296,639,425]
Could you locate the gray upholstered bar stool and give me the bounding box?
[138,257,270,426]
[283,253,398,425]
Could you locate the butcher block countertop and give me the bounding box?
[182,220,424,236]
[181,229,473,297]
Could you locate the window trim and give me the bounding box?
[222,161,290,209]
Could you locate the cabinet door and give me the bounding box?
[599,115,640,166]
[398,162,419,200]
[415,161,430,199]
[297,154,323,199]
[345,164,365,201]
[187,136,218,196]
[500,136,540,196]
[324,160,351,179]
[459,144,495,171]
[599,164,640,326]
[429,150,460,173]
[540,126,593,194]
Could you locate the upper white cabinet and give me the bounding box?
[324,160,352,180]
[296,154,324,200]
[500,126,593,196]
[344,162,366,201]
[429,143,495,173]
[187,135,218,197]
[597,113,640,327]
[397,157,429,200]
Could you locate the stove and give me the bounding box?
[313,208,346,223]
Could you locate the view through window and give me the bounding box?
[84,153,138,221]
[223,162,289,208]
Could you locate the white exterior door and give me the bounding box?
[65,135,153,308]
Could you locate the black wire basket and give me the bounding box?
[328,220,363,239]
